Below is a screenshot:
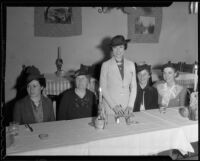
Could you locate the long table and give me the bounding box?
[6,107,198,156]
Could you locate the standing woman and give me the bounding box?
[13,66,55,125]
[100,35,137,117]
[154,62,187,108]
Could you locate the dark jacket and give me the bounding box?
[13,95,55,125]
[133,83,158,112]
[58,89,97,120]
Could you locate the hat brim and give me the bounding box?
[110,39,131,47]
[26,74,45,84]
[136,66,151,73]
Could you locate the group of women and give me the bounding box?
[13,35,187,125]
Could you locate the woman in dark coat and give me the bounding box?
[58,65,98,120]
[133,63,158,112]
[13,66,55,124]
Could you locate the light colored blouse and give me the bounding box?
[154,81,187,107]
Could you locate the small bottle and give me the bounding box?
[115,115,120,124]
[116,117,120,124]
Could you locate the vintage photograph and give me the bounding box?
[44,7,73,24]
[127,7,163,43]
[34,7,82,37]
[3,3,198,159]
[135,16,155,34]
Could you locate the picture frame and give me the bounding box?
[34,7,82,37]
[126,7,162,43]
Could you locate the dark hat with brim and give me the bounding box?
[25,66,46,87]
[75,64,91,77]
[110,35,131,47]
[136,64,151,74]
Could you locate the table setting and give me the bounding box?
[6,105,197,156]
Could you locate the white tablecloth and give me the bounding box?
[143,107,198,143]
[6,107,198,156]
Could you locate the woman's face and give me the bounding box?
[163,67,176,83]
[27,80,43,98]
[75,75,89,90]
[112,45,125,61]
[137,69,150,87]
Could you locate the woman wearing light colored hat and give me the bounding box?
[100,35,137,117]
[13,66,55,125]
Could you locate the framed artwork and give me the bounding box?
[34,7,82,37]
[126,7,162,43]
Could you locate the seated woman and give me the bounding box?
[154,62,187,108]
[133,63,158,112]
[13,66,55,125]
[57,65,98,120]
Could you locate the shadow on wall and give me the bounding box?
[4,37,113,126]
[91,36,112,81]
[4,65,28,126]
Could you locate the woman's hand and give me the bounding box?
[124,106,133,116]
[113,105,124,116]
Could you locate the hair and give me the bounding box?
[162,66,179,78]
[124,43,128,50]
[27,78,46,88]
[138,68,151,75]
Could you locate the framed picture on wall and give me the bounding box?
[126,7,162,43]
[34,7,82,37]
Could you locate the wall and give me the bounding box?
[6,2,198,102]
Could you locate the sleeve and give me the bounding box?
[57,93,68,120]
[154,82,162,107]
[13,101,22,124]
[100,62,117,109]
[179,86,187,106]
[47,98,56,121]
[127,62,137,109]
[152,88,159,108]
[92,92,98,116]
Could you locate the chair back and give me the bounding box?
[175,72,195,89]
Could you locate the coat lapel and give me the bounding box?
[123,58,129,81]
[26,96,36,123]
[42,96,47,121]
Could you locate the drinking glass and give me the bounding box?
[8,121,19,136]
[159,106,167,113]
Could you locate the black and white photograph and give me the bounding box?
[1,2,198,160]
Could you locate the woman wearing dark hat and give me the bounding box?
[100,35,137,117]
[133,63,158,112]
[58,64,98,120]
[154,62,187,108]
[13,66,55,125]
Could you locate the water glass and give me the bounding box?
[8,121,19,136]
[159,106,166,113]
[94,117,105,129]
